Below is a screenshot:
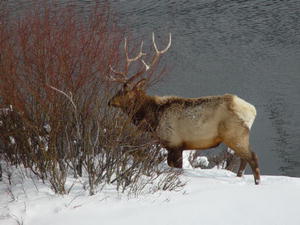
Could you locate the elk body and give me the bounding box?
[108,33,261,185]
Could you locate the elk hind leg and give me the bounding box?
[223,129,260,184]
[236,149,260,184]
[229,145,260,184]
[248,151,260,184]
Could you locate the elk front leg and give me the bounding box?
[237,158,247,177]
[167,148,183,168]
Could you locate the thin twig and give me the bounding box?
[47,85,77,110]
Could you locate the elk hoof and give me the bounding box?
[237,172,244,177]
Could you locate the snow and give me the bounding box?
[1,157,300,225]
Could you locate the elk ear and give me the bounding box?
[134,79,147,91]
[123,82,131,91]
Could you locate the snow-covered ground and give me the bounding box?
[1,157,300,225]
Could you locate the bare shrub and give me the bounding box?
[0,1,184,195]
[188,146,240,172]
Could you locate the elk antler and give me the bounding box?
[141,32,172,72]
[109,33,172,84]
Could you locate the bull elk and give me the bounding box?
[108,33,261,185]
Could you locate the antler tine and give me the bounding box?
[107,75,126,83]
[152,32,172,55]
[109,65,127,83]
[124,37,129,62]
[160,32,172,54]
[141,59,150,71]
[109,65,125,76]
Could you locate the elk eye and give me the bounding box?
[117,90,124,96]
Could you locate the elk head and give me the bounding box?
[108,33,172,112]
[108,79,147,108]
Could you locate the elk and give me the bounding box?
[108,33,261,185]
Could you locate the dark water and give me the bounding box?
[7,0,300,176]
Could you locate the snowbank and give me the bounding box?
[1,165,300,225]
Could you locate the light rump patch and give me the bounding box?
[231,95,257,129]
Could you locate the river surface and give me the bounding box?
[7,0,300,176]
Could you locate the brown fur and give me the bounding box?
[108,80,261,184]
